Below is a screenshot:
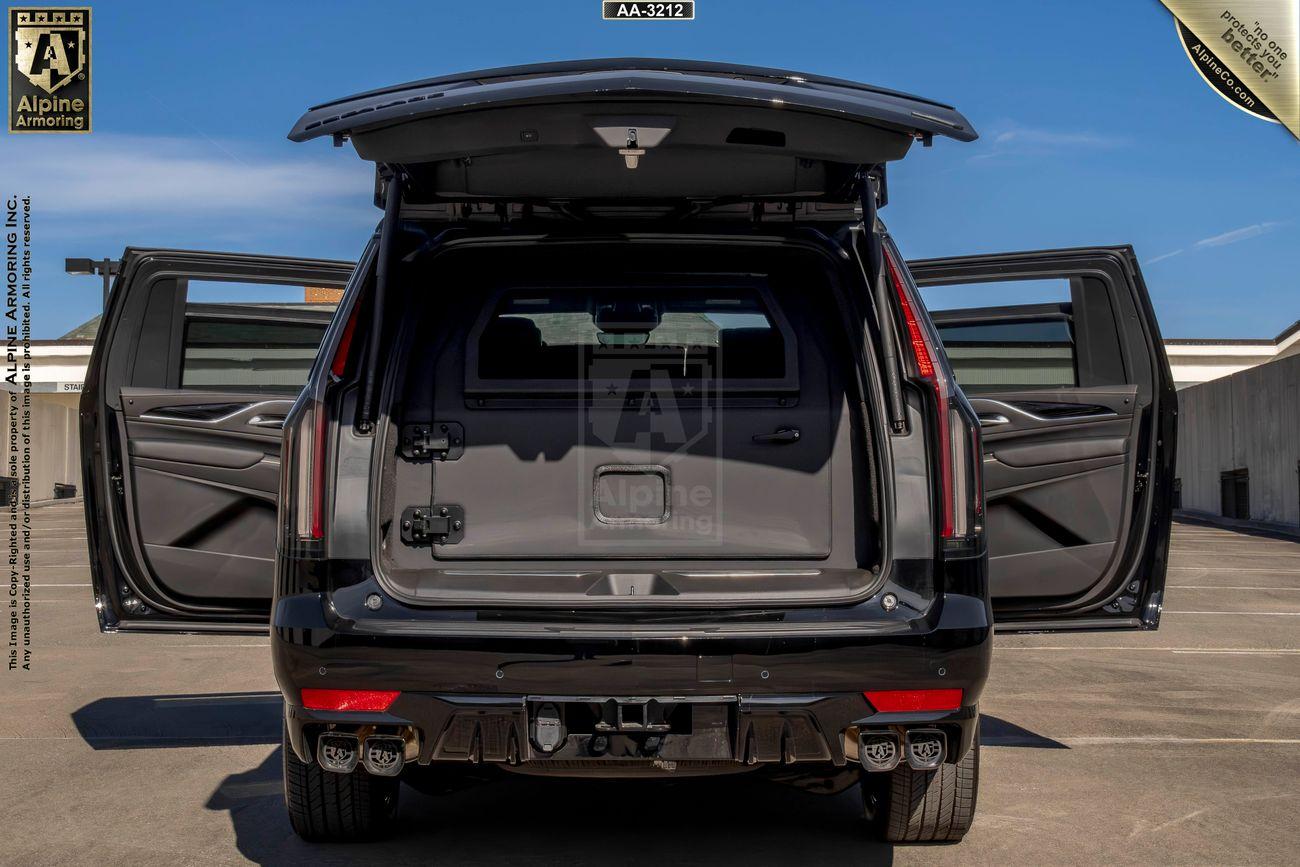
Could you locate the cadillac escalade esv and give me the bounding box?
[79,59,1176,844]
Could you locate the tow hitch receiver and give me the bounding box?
[525,696,716,760]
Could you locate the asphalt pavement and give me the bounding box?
[2,502,1297,865]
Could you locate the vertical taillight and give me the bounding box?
[290,300,358,545]
[884,249,982,548]
[293,397,327,542]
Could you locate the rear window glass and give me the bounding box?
[476,288,786,382]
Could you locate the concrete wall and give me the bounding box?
[0,391,81,504]
[1176,354,1300,526]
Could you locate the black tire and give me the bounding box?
[283,728,400,842]
[861,730,979,843]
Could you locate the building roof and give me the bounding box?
[59,315,100,340]
[1165,320,1300,346]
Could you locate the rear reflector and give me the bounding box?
[864,688,963,713]
[301,688,400,712]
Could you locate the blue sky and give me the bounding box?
[6,0,1297,339]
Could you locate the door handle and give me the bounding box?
[248,415,286,429]
[752,427,801,444]
[978,413,1010,427]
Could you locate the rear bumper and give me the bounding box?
[285,692,981,776]
[272,588,992,774]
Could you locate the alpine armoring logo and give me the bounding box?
[9,7,92,133]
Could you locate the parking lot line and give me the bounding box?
[153,644,271,648]
[1168,585,1300,590]
[1168,567,1300,573]
[1163,610,1300,616]
[1173,549,1299,555]
[996,646,1300,654]
[1056,736,1300,746]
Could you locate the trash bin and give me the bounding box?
[53,483,77,499]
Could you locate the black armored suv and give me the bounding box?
[80,60,1176,844]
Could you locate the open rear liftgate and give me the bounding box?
[299,164,964,782]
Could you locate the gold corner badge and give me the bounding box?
[8,7,92,133]
[1160,0,1297,139]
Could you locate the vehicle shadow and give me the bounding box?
[68,694,1068,864]
[69,692,1064,752]
[207,747,896,867]
[979,714,1069,749]
[70,691,281,748]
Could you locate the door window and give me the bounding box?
[179,280,337,391]
[921,279,1077,393]
[930,309,1076,392]
[919,276,1129,392]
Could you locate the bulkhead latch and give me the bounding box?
[400,504,465,546]
[400,421,464,461]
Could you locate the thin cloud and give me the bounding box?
[0,133,373,217]
[991,128,1126,148]
[970,124,1128,161]
[1193,222,1282,248]
[1144,221,1287,267]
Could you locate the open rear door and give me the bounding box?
[907,247,1176,631]
[80,249,354,632]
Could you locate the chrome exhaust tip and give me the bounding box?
[858,731,901,772]
[361,735,406,777]
[317,733,360,774]
[903,728,946,770]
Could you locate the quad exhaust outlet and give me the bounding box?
[316,732,408,777]
[859,729,948,772]
[362,735,406,777]
[903,729,946,770]
[859,732,901,772]
[316,733,360,774]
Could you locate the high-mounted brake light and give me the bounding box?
[301,688,400,712]
[864,688,963,713]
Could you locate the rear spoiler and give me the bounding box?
[291,59,977,147]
